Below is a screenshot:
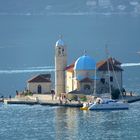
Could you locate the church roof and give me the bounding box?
[65,63,75,72]
[97,57,123,71]
[74,55,96,70]
[80,77,93,83]
[65,57,123,72]
[55,39,64,46]
[68,89,91,95]
[28,74,51,83]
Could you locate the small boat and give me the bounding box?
[80,103,89,110]
[88,98,129,110]
[80,107,89,110]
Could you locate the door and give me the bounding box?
[38,85,42,94]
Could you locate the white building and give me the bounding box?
[27,74,51,94]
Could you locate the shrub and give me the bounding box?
[111,89,120,99]
[67,94,77,101]
[24,92,33,96]
[67,94,87,101]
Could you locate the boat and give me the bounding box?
[88,98,129,110]
[80,103,89,110]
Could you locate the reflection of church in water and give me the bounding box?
[55,37,123,96]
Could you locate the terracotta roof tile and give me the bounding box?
[80,77,93,83]
[28,74,51,83]
[97,57,123,71]
[65,63,75,72]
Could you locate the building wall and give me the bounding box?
[27,82,51,94]
[65,68,122,94]
[96,71,123,93]
[66,71,73,93]
[75,70,95,78]
[55,45,67,96]
[66,69,96,93]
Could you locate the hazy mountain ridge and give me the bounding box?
[0,0,140,16]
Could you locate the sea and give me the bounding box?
[0,0,140,139]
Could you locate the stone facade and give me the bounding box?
[55,39,67,96]
[65,57,123,95]
[27,82,51,94]
[27,74,51,94]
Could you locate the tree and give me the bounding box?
[111,89,120,99]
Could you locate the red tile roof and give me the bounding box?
[97,57,123,71]
[28,74,51,83]
[65,63,75,72]
[80,77,93,83]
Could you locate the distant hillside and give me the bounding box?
[0,0,140,15]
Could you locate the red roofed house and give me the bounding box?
[96,57,123,94]
[27,74,51,94]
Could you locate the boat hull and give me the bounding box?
[80,107,88,110]
[88,103,129,110]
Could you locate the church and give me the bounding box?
[55,37,123,96]
[27,37,123,96]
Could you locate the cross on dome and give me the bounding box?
[59,34,63,39]
[83,50,87,56]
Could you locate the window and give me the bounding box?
[110,76,113,82]
[100,78,105,84]
[58,47,61,55]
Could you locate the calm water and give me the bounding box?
[0,103,140,140]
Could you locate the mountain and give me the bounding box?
[0,0,140,16]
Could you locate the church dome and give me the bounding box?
[74,55,96,70]
[55,39,64,46]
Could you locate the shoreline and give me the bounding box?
[2,93,140,107]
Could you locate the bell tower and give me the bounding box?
[55,36,67,96]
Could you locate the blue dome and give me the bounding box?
[74,55,96,70]
[55,39,64,46]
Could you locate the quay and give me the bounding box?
[124,96,140,103]
[4,99,83,107]
[3,94,83,107]
[2,93,140,107]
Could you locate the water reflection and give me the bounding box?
[55,107,79,140]
[1,103,140,139]
[54,107,133,140]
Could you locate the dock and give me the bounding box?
[4,100,38,105]
[3,94,83,107]
[124,96,140,103]
[2,93,140,107]
[39,100,83,107]
[4,99,83,107]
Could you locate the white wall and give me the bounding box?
[27,82,51,94]
[97,71,122,90]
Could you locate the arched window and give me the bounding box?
[38,85,42,94]
[100,78,105,84]
[84,84,91,90]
